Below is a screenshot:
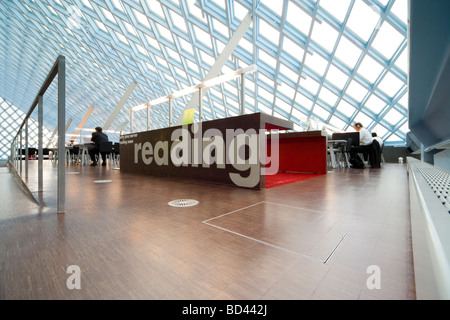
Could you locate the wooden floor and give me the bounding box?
[0,160,416,300]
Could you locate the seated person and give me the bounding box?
[88,127,109,166]
[349,122,381,168]
[372,132,383,148]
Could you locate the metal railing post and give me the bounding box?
[198,87,202,122]
[25,123,28,178]
[130,110,133,133]
[240,73,245,115]
[146,105,149,131]
[57,56,66,214]
[169,98,173,126]
[19,129,23,175]
[38,95,43,191]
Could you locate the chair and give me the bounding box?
[331,143,345,168]
[42,148,50,160]
[367,140,381,168]
[327,138,352,168]
[334,138,353,168]
[341,138,353,168]
[70,146,80,164]
[79,145,91,165]
[113,142,120,164]
[99,141,113,164]
[65,148,71,164]
[18,149,25,160]
[28,148,37,160]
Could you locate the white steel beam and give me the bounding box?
[173,12,253,125]
[103,80,137,131]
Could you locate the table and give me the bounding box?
[47,144,94,165]
[327,139,349,168]
[48,146,72,164]
[76,144,94,165]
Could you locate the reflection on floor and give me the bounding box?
[0,161,415,299]
[265,172,323,188]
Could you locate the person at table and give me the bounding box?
[349,122,380,168]
[371,132,384,148]
[88,126,109,166]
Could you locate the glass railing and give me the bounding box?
[9,56,67,213]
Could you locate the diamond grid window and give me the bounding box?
[334,36,362,69]
[395,49,408,73]
[378,72,404,98]
[261,0,283,17]
[279,63,298,84]
[305,52,328,76]
[372,21,404,60]
[259,19,280,47]
[145,0,164,18]
[0,99,53,160]
[286,2,312,36]
[259,49,277,71]
[318,87,338,107]
[326,65,349,90]
[346,0,381,43]
[212,18,229,38]
[313,105,330,122]
[295,92,314,110]
[336,99,356,118]
[365,94,387,115]
[391,0,408,24]
[302,76,320,95]
[357,54,384,83]
[283,36,305,61]
[0,0,409,149]
[329,115,347,130]
[353,111,374,128]
[311,20,339,54]
[372,124,389,140]
[320,0,352,23]
[278,82,296,100]
[346,80,368,102]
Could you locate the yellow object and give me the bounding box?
[182,108,195,125]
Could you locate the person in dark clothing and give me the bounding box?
[89,126,109,166]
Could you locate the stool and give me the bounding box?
[79,147,90,165]
[65,149,71,164]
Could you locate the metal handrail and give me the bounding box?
[9,55,66,213]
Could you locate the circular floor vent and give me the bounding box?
[168,199,199,207]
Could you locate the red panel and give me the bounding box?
[267,135,327,174]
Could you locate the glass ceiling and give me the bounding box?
[0,0,409,147]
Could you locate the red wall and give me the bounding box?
[267,132,327,174]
